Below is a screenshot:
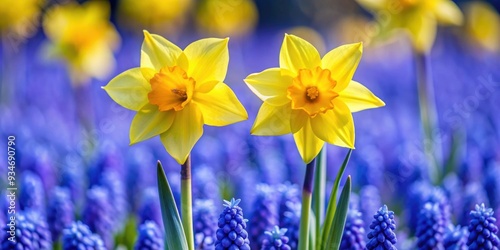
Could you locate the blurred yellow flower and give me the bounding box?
[0,0,44,40]
[42,1,120,85]
[103,31,248,164]
[196,0,258,37]
[464,1,500,52]
[118,0,192,35]
[356,0,463,53]
[245,34,385,163]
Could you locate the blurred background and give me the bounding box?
[1,0,500,249]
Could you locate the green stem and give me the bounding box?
[313,146,326,250]
[415,51,441,184]
[299,159,316,250]
[181,155,194,250]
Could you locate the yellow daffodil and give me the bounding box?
[118,0,192,34]
[42,1,120,85]
[464,1,500,52]
[103,31,248,164]
[195,0,258,37]
[0,0,44,40]
[245,34,384,163]
[356,0,463,53]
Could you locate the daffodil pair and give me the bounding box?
[104,32,385,165]
[103,30,384,250]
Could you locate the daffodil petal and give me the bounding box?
[280,34,321,74]
[102,68,151,111]
[130,104,175,144]
[434,0,463,26]
[141,30,182,71]
[293,120,325,164]
[193,82,248,126]
[160,103,204,165]
[406,12,437,53]
[244,68,293,106]
[321,42,363,92]
[290,109,309,133]
[338,81,385,112]
[310,100,355,148]
[183,38,229,91]
[140,67,157,81]
[355,0,387,11]
[251,103,291,136]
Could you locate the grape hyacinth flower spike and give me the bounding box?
[467,203,499,249]
[366,205,397,250]
[416,202,446,250]
[82,186,114,249]
[193,199,217,248]
[215,198,250,250]
[47,186,75,241]
[340,208,366,250]
[261,226,291,250]
[1,212,52,249]
[134,221,164,250]
[443,225,468,250]
[249,184,278,249]
[19,170,46,212]
[62,221,106,250]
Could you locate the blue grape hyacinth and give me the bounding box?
[138,188,163,228]
[62,221,106,250]
[340,209,366,250]
[215,198,251,250]
[47,186,74,241]
[280,201,300,249]
[261,226,291,250]
[467,203,500,249]
[443,225,468,250]
[99,170,128,231]
[82,186,114,249]
[19,170,46,212]
[366,205,397,250]
[194,199,217,249]
[249,184,278,249]
[277,183,300,226]
[134,221,164,250]
[460,183,489,225]
[416,202,446,250]
[1,211,52,249]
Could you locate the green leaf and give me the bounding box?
[313,146,327,250]
[157,161,189,250]
[321,149,352,246]
[325,176,351,250]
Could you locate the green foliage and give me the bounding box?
[157,161,189,250]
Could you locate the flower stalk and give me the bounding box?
[181,155,194,250]
[313,146,326,249]
[299,158,316,250]
[415,51,441,184]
